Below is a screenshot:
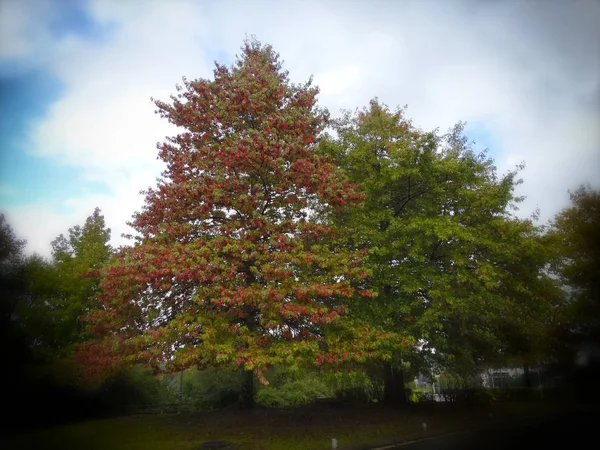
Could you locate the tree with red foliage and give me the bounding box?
[79,40,395,407]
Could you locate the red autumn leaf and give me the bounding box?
[81,39,372,385]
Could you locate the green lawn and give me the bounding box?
[1,402,566,450]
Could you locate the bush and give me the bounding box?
[489,387,542,402]
[325,369,383,404]
[413,390,436,403]
[256,374,332,407]
[335,386,372,404]
[181,367,243,410]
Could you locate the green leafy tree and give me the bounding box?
[80,40,395,407]
[548,185,600,346]
[0,214,27,324]
[0,214,32,390]
[19,207,112,370]
[323,99,558,403]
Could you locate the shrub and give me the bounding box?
[325,369,383,404]
[256,375,332,407]
[489,387,543,402]
[182,367,243,410]
[335,386,372,404]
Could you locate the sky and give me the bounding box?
[1,0,599,258]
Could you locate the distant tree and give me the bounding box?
[19,207,112,370]
[548,185,600,345]
[542,185,600,402]
[0,214,27,324]
[0,214,32,390]
[323,99,559,403]
[80,40,395,407]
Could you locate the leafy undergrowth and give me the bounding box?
[2,401,566,450]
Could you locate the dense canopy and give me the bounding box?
[80,41,396,390]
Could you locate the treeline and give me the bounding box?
[1,39,598,427]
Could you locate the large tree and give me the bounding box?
[81,40,393,407]
[323,100,558,402]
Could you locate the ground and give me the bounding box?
[0,401,578,450]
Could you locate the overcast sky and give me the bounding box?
[1,0,599,257]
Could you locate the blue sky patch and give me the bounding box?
[215,50,234,68]
[0,0,113,209]
[464,121,502,162]
[0,70,109,208]
[47,0,115,43]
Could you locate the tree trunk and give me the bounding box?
[523,364,532,388]
[239,369,255,409]
[383,361,407,406]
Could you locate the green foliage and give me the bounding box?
[178,367,244,410]
[323,99,560,378]
[324,368,383,403]
[84,39,388,390]
[438,373,471,390]
[544,185,600,400]
[18,208,112,362]
[0,213,27,324]
[548,185,600,337]
[256,376,332,407]
[0,214,35,395]
[97,365,168,412]
[258,366,334,407]
[0,210,119,426]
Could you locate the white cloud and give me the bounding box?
[4,171,156,258]
[2,0,599,256]
[3,203,84,257]
[0,0,59,74]
[0,0,45,58]
[314,65,362,98]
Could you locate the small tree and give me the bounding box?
[19,208,112,367]
[81,40,392,407]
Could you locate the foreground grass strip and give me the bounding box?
[2,402,567,450]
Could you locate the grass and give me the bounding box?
[1,401,568,450]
